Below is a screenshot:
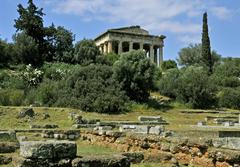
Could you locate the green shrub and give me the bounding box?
[161,60,177,71]
[218,88,240,109]
[0,89,10,105]
[176,66,217,109]
[158,68,180,98]
[8,89,25,106]
[113,50,156,102]
[34,80,59,106]
[0,89,24,106]
[73,39,100,65]
[105,52,119,65]
[57,64,129,113]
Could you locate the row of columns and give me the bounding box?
[99,41,163,66]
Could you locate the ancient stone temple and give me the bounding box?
[95,26,166,66]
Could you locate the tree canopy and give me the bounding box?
[201,12,213,74]
[113,50,156,102]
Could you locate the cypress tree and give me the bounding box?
[201,12,213,74]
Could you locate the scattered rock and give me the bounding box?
[72,154,130,167]
[42,112,50,119]
[0,142,18,153]
[0,155,12,165]
[0,131,17,141]
[20,140,77,159]
[122,152,144,163]
[30,124,59,129]
[18,108,35,118]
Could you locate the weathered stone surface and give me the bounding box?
[20,141,54,159]
[119,125,136,132]
[12,156,50,167]
[135,125,150,134]
[122,152,144,163]
[18,108,35,118]
[53,141,77,159]
[145,151,173,162]
[212,138,240,150]
[42,112,50,119]
[20,140,77,159]
[0,142,18,153]
[138,116,163,122]
[58,159,71,167]
[42,130,80,140]
[30,124,59,129]
[149,126,164,135]
[72,154,130,167]
[0,131,17,141]
[0,155,12,165]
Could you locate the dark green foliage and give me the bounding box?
[212,59,240,88]
[0,70,25,90]
[0,40,10,67]
[34,80,59,106]
[218,88,240,109]
[177,44,221,67]
[13,33,42,66]
[176,66,217,108]
[105,52,120,65]
[45,25,74,63]
[14,0,75,65]
[14,0,45,42]
[57,64,128,113]
[113,50,156,102]
[0,89,25,106]
[14,0,46,59]
[201,12,213,74]
[74,39,100,65]
[158,68,180,98]
[161,60,177,71]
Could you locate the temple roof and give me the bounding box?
[109,25,149,35]
[95,25,166,41]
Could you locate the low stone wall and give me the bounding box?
[80,130,240,167]
[212,137,240,150]
[219,131,240,138]
[72,155,130,167]
[0,131,17,141]
[0,131,19,154]
[41,130,80,140]
[0,142,19,153]
[13,140,131,167]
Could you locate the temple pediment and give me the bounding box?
[109,25,149,35]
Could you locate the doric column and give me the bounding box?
[150,45,154,62]
[103,42,108,54]
[159,46,163,66]
[118,41,122,55]
[99,46,102,53]
[154,47,158,63]
[140,42,143,50]
[108,41,113,53]
[129,41,133,51]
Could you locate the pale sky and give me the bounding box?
[1,0,240,60]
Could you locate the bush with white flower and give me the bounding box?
[22,64,44,86]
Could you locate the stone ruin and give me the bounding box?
[71,114,170,137]
[41,130,80,140]
[0,131,19,165]
[13,140,131,167]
